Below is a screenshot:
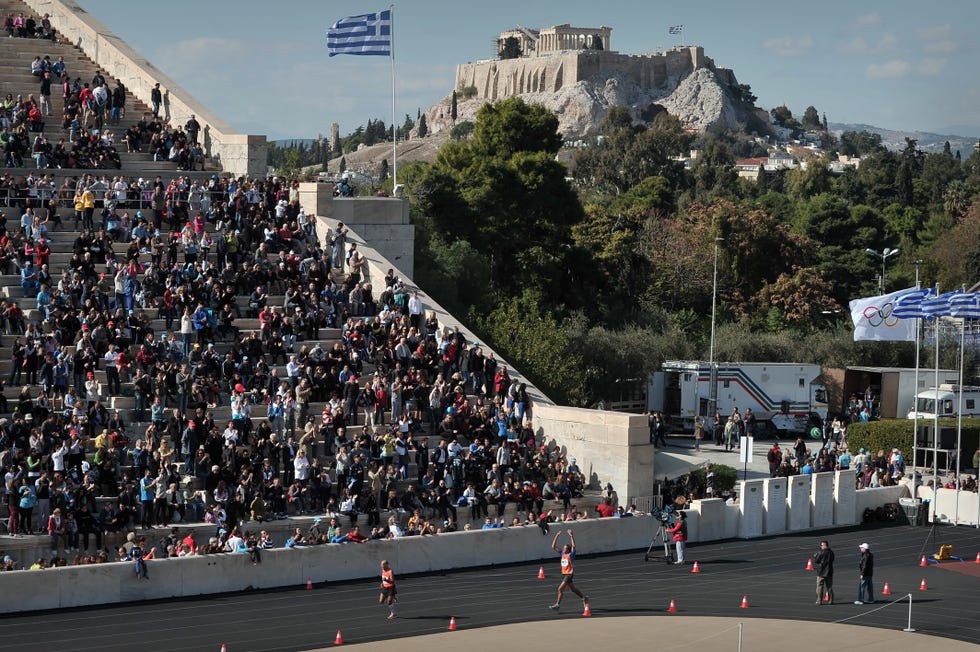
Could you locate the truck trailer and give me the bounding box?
[648,361,828,434]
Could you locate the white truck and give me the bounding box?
[908,384,980,421]
[648,361,828,434]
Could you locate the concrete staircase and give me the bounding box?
[0,0,219,181]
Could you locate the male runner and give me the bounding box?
[380,559,398,619]
[549,529,589,612]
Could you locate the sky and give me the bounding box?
[76,0,980,141]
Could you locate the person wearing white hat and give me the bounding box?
[855,543,874,604]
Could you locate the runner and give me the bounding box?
[549,529,589,612]
[380,559,398,620]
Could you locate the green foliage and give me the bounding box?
[691,464,738,494]
[460,85,478,100]
[450,120,474,141]
[838,131,885,157]
[846,420,980,463]
[732,83,757,105]
[473,290,585,405]
[417,114,428,138]
[451,90,458,123]
[499,36,522,59]
[770,105,801,130]
[573,109,693,194]
[801,106,821,130]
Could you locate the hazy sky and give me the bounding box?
[77,0,980,140]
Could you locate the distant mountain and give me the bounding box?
[935,125,980,139]
[828,122,978,154]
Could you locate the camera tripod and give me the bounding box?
[643,521,675,563]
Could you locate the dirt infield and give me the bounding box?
[308,616,980,652]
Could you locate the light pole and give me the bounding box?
[708,237,724,421]
[865,247,900,294]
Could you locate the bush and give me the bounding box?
[692,463,737,494]
[847,419,980,465]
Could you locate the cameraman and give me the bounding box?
[666,510,688,565]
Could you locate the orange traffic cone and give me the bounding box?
[334,630,344,645]
[220,645,227,652]
[824,593,831,602]
[448,616,457,631]
[975,552,980,564]
[740,595,750,609]
[668,599,678,613]
[806,558,814,571]
[882,582,891,595]
[306,577,313,590]
[919,578,927,591]
[582,602,592,617]
[537,566,545,579]
[691,561,701,573]
[920,555,927,567]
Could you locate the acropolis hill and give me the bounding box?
[416,24,761,140]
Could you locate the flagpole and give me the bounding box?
[390,3,397,187]
[912,263,921,479]
[931,284,940,522]
[955,310,964,525]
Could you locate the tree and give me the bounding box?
[460,85,478,100]
[691,139,738,200]
[499,36,522,60]
[801,105,820,130]
[408,97,583,298]
[787,157,832,200]
[379,158,389,181]
[733,83,757,105]
[450,120,474,141]
[339,156,346,173]
[451,90,458,124]
[838,131,885,157]
[417,114,428,138]
[770,105,801,130]
[590,34,604,50]
[572,109,693,194]
[474,290,585,405]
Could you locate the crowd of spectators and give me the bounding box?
[0,171,616,574]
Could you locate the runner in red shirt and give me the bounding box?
[549,529,589,612]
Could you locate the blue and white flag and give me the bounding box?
[949,291,980,319]
[327,10,391,57]
[892,287,934,319]
[921,290,959,319]
[668,25,683,35]
[849,287,919,341]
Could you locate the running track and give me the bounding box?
[1,523,978,651]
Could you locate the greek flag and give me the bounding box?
[327,10,391,57]
[921,290,959,319]
[669,25,683,35]
[892,287,934,319]
[949,291,980,319]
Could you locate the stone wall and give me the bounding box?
[456,46,707,101]
[24,0,267,177]
[532,405,653,504]
[0,516,657,613]
[299,185,414,277]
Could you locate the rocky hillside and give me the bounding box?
[420,65,752,141]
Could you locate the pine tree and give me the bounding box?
[451,90,458,125]
[418,114,428,138]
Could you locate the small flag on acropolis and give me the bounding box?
[669,25,683,35]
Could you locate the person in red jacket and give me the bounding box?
[666,511,688,565]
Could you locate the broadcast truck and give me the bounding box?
[648,361,828,434]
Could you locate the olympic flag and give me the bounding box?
[849,288,920,342]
